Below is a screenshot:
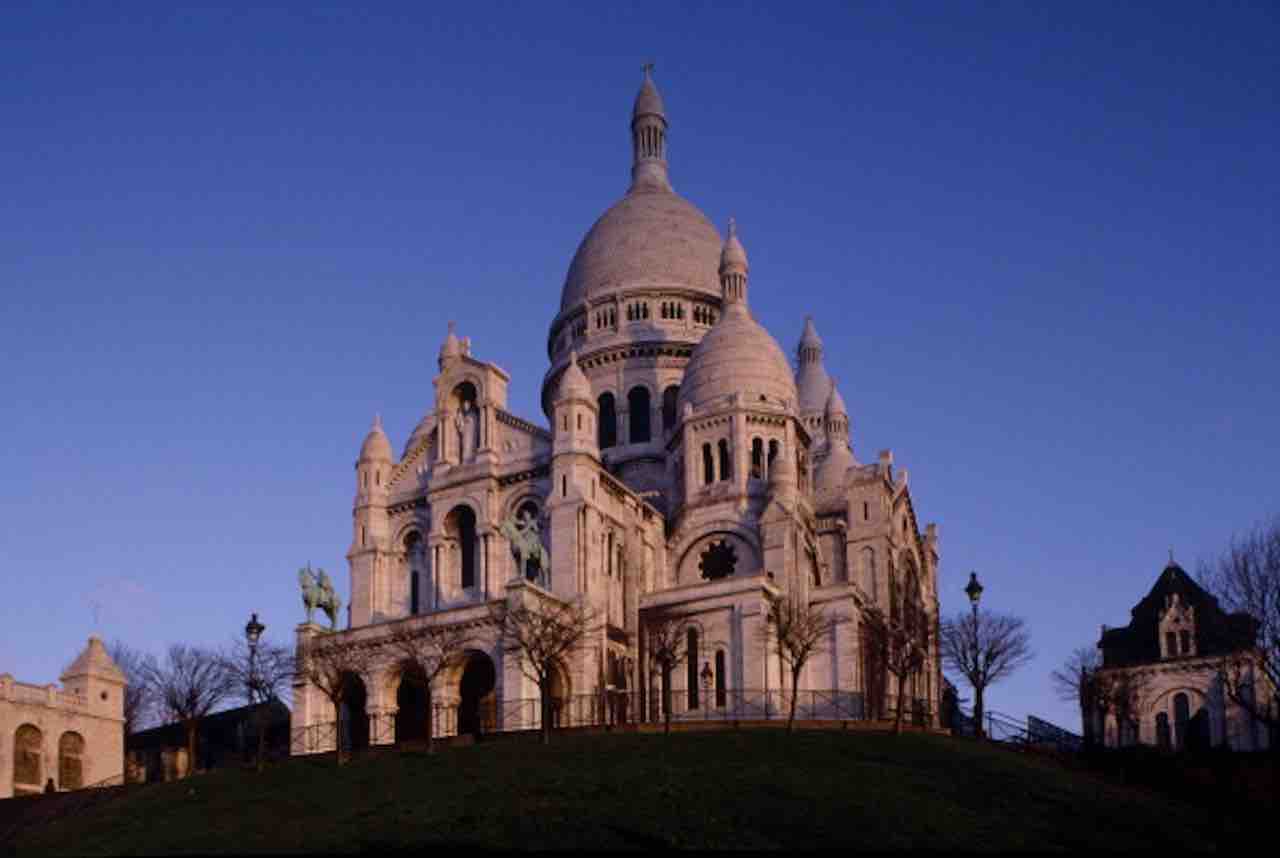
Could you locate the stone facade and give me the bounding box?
[291,70,942,752]
[0,637,125,797]
[1096,559,1272,751]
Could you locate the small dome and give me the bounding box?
[558,351,591,401]
[826,383,848,419]
[678,303,797,413]
[560,190,723,312]
[359,414,393,462]
[402,413,435,458]
[633,67,665,120]
[796,317,832,416]
[439,321,462,362]
[61,636,125,684]
[720,218,748,272]
[814,442,855,498]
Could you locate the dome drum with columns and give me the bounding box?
[289,70,943,751]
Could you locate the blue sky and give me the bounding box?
[2,1,1276,731]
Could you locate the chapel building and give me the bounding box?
[1097,558,1272,751]
[291,71,942,750]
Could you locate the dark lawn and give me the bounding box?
[8,730,1227,853]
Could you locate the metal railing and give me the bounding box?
[951,706,1083,753]
[290,689,935,753]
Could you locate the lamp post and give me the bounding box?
[964,572,983,622]
[962,574,986,738]
[244,612,265,704]
[243,612,267,771]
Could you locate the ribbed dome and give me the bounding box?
[678,303,797,413]
[359,415,393,462]
[402,413,435,458]
[559,189,723,312]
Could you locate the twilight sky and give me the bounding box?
[2,1,1276,732]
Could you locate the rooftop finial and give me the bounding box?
[1169,547,1175,564]
[373,413,382,430]
[630,65,670,192]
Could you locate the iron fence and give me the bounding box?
[290,688,935,752]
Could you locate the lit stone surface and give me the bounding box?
[291,71,943,750]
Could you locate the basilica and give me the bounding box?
[291,70,942,750]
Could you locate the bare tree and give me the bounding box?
[1050,646,1103,748]
[297,638,375,765]
[759,597,841,733]
[865,605,932,734]
[490,596,594,745]
[645,615,694,735]
[1095,668,1148,747]
[389,623,472,753]
[140,644,233,775]
[106,639,154,736]
[940,610,1033,739]
[220,639,294,772]
[1199,515,1280,736]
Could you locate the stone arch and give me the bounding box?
[58,731,85,790]
[454,650,497,736]
[627,385,652,444]
[400,529,425,615]
[444,504,480,590]
[673,525,762,584]
[339,672,369,753]
[392,660,429,744]
[597,392,618,448]
[13,724,43,794]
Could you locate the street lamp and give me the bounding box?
[244,613,265,705]
[964,572,984,621]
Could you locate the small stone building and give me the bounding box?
[1097,559,1271,751]
[0,637,125,797]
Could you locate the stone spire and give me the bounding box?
[438,320,462,368]
[796,316,833,421]
[630,64,671,193]
[719,217,749,307]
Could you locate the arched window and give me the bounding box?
[715,650,727,707]
[446,506,478,590]
[768,440,779,477]
[1165,632,1177,658]
[606,531,614,578]
[518,500,543,582]
[751,438,763,479]
[1173,693,1190,749]
[628,386,651,444]
[1156,712,1171,750]
[662,385,679,432]
[718,439,731,481]
[702,443,714,485]
[404,532,422,615]
[687,628,699,710]
[58,732,84,790]
[1179,630,1191,655]
[597,393,617,448]
[13,725,42,794]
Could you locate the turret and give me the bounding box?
[552,351,599,460]
[719,217,748,306]
[349,413,393,626]
[438,320,462,370]
[59,636,125,723]
[796,317,832,435]
[630,64,671,192]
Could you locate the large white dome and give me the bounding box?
[559,186,722,313]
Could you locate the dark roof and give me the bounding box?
[127,700,290,750]
[1099,562,1256,668]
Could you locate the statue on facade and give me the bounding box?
[298,564,342,630]
[499,507,550,585]
[454,400,479,462]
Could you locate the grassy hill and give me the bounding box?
[5,729,1234,853]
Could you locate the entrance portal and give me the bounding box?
[395,667,428,743]
[458,653,496,736]
[339,673,369,752]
